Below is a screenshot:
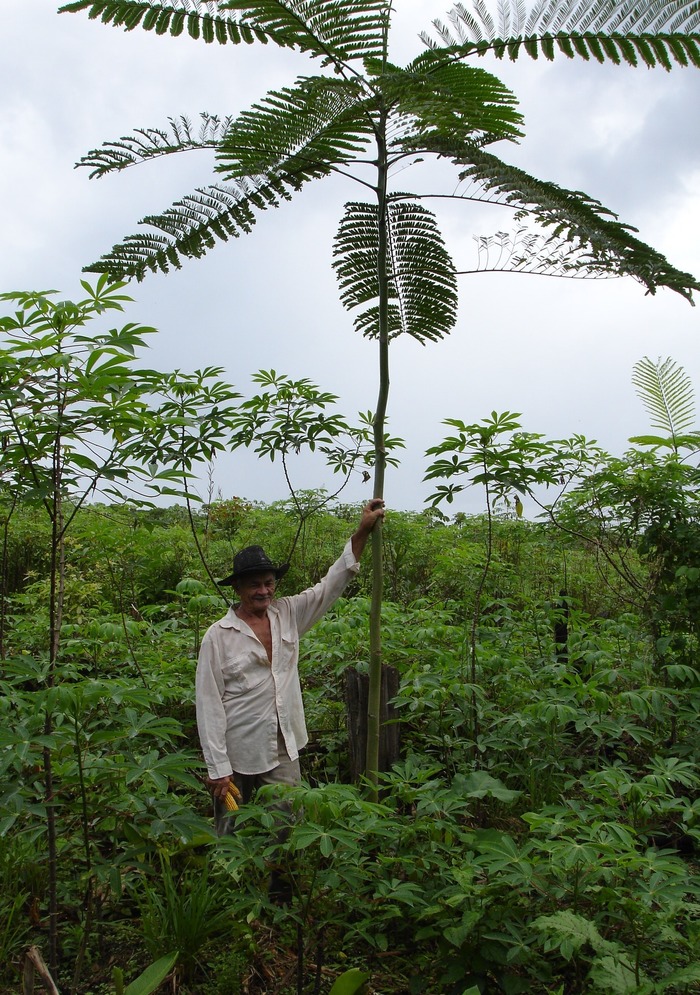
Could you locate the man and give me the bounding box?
[195,498,385,835]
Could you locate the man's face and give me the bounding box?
[234,572,276,616]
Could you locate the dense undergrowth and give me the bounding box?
[2,500,700,994]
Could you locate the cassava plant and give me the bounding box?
[426,358,700,684]
[226,369,401,561]
[60,0,700,796]
[0,279,247,976]
[554,357,700,667]
[0,279,163,971]
[424,411,561,749]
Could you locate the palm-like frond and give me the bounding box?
[631,356,696,444]
[378,52,524,147]
[77,113,233,178]
[423,0,700,68]
[426,142,699,301]
[216,76,372,179]
[61,0,390,60]
[333,199,458,344]
[463,225,619,279]
[84,177,303,279]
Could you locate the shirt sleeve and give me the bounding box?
[289,539,360,637]
[195,626,234,779]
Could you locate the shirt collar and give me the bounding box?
[218,603,279,628]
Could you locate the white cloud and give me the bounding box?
[1,2,699,514]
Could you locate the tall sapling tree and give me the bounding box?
[61,0,700,794]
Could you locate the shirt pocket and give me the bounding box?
[221,644,269,695]
[276,631,299,672]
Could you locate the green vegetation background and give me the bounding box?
[3,493,700,994]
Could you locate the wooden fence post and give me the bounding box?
[345,664,400,783]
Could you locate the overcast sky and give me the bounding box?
[2,2,699,515]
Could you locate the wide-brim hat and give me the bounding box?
[218,545,290,587]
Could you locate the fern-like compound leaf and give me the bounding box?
[77,113,235,178]
[332,199,458,344]
[631,356,696,444]
[216,76,372,179]
[62,0,391,60]
[426,142,699,302]
[465,225,620,279]
[422,0,700,69]
[378,51,524,147]
[60,1,274,46]
[83,177,304,279]
[442,31,700,69]
[220,0,390,61]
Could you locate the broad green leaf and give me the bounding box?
[455,770,521,803]
[124,951,179,995]
[328,967,370,995]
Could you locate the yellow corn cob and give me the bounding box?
[223,783,241,811]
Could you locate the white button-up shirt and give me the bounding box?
[195,540,360,777]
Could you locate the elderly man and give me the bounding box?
[195,499,385,837]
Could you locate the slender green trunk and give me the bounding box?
[365,117,390,799]
[46,499,60,972]
[46,408,65,973]
[468,465,492,761]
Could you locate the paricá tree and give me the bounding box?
[61,0,700,794]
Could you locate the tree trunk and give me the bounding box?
[365,112,390,800]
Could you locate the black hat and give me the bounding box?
[218,545,290,587]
